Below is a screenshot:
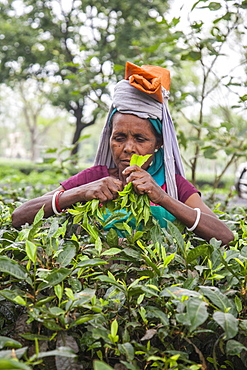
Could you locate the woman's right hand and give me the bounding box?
[12,176,123,228]
[77,177,123,203]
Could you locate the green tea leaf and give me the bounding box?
[94,361,114,370]
[226,340,247,356]
[199,286,238,316]
[56,245,76,267]
[33,206,44,224]
[186,298,208,332]
[69,314,96,328]
[187,245,213,264]
[130,154,152,167]
[0,359,31,370]
[25,240,37,264]
[37,268,71,291]
[0,256,31,283]
[118,342,135,361]
[0,289,27,305]
[101,248,122,256]
[213,311,238,339]
[146,306,169,326]
[106,228,119,247]
[0,336,22,349]
[77,258,107,268]
[111,319,118,338]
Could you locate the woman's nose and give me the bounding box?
[123,139,136,153]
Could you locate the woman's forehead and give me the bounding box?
[111,113,160,140]
[112,113,151,129]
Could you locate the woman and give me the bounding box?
[12,62,234,245]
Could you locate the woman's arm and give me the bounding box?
[123,165,234,245]
[12,177,123,228]
[158,191,234,245]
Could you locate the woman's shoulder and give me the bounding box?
[61,165,109,190]
[175,174,200,203]
[162,174,199,203]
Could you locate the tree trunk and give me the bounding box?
[71,107,96,156]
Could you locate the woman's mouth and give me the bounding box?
[120,159,130,166]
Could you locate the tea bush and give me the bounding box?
[0,184,247,369]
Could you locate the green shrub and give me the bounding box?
[0,185,247,369]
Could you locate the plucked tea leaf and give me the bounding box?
[130,154,152,167]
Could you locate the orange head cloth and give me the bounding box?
[124,61,170,103]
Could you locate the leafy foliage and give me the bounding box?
[0,174,247,369]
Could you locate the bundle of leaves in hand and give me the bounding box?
[116,154,152,225]
[69,154,153,235]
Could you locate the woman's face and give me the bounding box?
[110,113,160,173]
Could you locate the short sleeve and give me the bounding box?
[162,175,200,203]
[175,175,200,203]
[61,165,109,190]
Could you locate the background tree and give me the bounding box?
[0,0,173,157]
[0,0,247,190]
[169,0,247,186]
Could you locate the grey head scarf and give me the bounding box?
[94,62,185,199]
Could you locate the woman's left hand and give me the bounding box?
[122,165,165,204]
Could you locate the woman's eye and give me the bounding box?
[136,137,146,142]
[114,136,124,142]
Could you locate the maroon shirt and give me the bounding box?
[61,165,199,204]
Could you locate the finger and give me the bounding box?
[122,165,142,176]
[126,172,147,185]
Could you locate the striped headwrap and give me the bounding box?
[94,62,185,199]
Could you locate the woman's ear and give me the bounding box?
[155,142,162,151]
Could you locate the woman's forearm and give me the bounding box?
[12,177,123,228]
[157,192,234,245]
[12,188,63,228]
